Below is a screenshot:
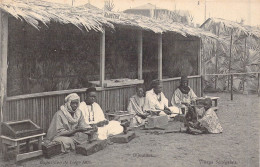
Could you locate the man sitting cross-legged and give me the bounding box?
[79,87,124,140]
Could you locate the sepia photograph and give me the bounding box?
[0,0,259,166]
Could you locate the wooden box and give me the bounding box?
[1,119,43,139]
[76,140,107,156]
[110,132,136,143]
[145,115,168,128]
[42,141,62,159]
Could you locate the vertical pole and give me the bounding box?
[231,74,233,100]
[201,75,204,97]
[100,29,105,88]
[158,33,162,80]
[137,30,143,80]
[198,39,202,76]
[198,39,202,96]
[257,73,260,97]
[243,38,247,91]
[0,10,8,152]
[228,30,233,91]
[0,11,8,122]
[214,42,218,89]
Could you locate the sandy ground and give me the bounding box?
[1,93,259,167]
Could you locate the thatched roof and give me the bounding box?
[200,18,260,39]
[0,0,218,39]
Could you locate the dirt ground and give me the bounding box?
[1,93,259,167]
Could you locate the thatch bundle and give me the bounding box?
[201,18,260,39]
[0,0,218,38]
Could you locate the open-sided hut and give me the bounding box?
[0,0,218,132]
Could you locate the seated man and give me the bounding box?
[127,85,149,127]
[185,98,223,134]
[46,93,95,153]
[79,87,124,140]
[171,76,197,114]
[143,79,179,117]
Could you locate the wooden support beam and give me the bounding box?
[0,11,8,123]
[257,73,260,97]
[100,29,105,88]
[201,75,204,97]
[137,30,143,80]
[227,30,233,90]
[231,74,233,100]
[158,33,162,80]
[214,42,218,89]
[198,39,203,96]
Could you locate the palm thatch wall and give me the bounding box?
[200,18,260,92]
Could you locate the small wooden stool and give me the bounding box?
[1,133,45,162]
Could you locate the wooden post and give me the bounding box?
[198,39,202,76]
[137,30,143,80]
[243,38,247,91]
[227,30,233,91]
[198,39,203,96]
[214,42,218,89]
[0,11,8,123]
[0,10,8,152]
[257,73,260,97]
[201,75,204,97]
[231,74,233,100]
[100,29,105,88]
[158,33,162,80]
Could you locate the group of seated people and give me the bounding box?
[46,76,223,153]
[127,76,223,133]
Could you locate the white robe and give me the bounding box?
[79,102,123,140]
[143,89,180,117]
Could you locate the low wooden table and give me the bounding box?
[1,133,45,162]
[106,112,134,123]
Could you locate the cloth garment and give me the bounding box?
[46,93,91,152]
[143,89,180,118]
[79,102,123,140]
[127,95,146,127]
[171,87,197,114]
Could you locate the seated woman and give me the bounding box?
[46,93,95,153]
[127,85,149,127]
[79,87,124,140]
[185,98,223,134]
[171,76,197,114]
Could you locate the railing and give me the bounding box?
[201,72,260,100]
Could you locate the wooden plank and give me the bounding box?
[16,150,43,162]
[100,29,105,88]
[158,33,162,80]
[1,133,46,141]
[138,30,143,80]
